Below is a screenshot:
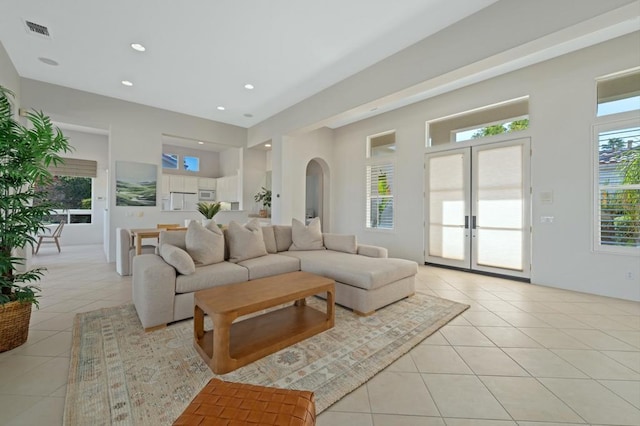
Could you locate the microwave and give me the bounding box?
[198,189,216,201]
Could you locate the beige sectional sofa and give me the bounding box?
[132,219,418,330]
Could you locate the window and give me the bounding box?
[595,120,640,252]
[366,163,394,229]
[162,153,178,169]
[597,70,640,117]
[184,156,200,172]
[454,117,529,142]
[367,131,396,158]
[428,98,529,146]
[35,157,96,224]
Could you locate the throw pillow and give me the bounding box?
[226,219,268,263]
[289,217,325,251]
[261,226,278,254]
[159,244,196,275]
[185,220,224,265]
[323,233,357,254]
[274,225,293,252]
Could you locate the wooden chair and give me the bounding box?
[34,221,65,254]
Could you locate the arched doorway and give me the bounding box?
[305,158,330,230]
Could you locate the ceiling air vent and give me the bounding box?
[24,20,51,38]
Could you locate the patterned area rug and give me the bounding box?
[64,294,468,425]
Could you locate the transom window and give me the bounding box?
[597,70,640,117]
[367,131,396,158]
[428,98,529,146]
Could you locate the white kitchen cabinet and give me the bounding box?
[199,177,217,190]
[217,175,238,202]
[166,175,198,193]
[161,175,170,197]
[183,176,199,193]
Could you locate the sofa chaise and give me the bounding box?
[132,218,418,330]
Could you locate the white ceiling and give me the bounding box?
[0,0,499,128]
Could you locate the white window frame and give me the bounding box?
[366,130,396,159]
[365,160,395,231]
[592,112,640,255]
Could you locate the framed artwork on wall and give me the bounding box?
[115,161,157,206]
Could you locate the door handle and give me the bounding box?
[472,216,477,229]
[464,216,469,229]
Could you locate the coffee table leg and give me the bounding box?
[326,288,335,327]
[194,304,204,341]
[294,298,306,307]
[211,314,233,374]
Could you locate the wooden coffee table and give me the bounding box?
[193,271,335,374]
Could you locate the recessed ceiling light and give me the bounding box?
[244,84,254,90]
[130,43,146,52]
[38,57,58,66]
[217,106,225,111]
[244,113,253,118]
[121,80,133,87]
[198,141,204,145]
[265,143,272,148]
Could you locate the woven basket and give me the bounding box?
[0,300,32,352]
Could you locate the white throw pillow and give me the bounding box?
[289,217,325,251]
[185,220,224,265]
[323,233,357,254]
[159,243,196,275]
[226,219,268,263]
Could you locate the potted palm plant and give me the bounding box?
[254,187,271,218]
[197,201,222,226]
[0,85,71,352]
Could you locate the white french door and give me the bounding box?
[425,138,531,279]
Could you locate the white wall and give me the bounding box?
[332,33,640,301]
[219,147,241,177]
[0,41,20,115]
[271,128,334,229]
[243,148,268,215]
[19,78,247,262]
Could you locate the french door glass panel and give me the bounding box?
[474,144,525,271]
[425,139,530,278]
[427,151,469,267]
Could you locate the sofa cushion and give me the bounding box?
[159,230,187,250]
[175,261,249,293]
[289,218,324,251]
[274,225,293,252]
[261,226,278,254]
[226,219,268,263]
[282,250,417,290]
[238,254,301,280]
[185,220,224,265]
[159,244,196,276]
[323,233,357,254]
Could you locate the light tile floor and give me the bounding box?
[1,245,638,425]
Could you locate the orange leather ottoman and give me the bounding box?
[173,379,316,426]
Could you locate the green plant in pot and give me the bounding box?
[0,86,71,352]
[254,187,271,218]
[197,201,222,226]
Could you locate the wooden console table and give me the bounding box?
[193,271,335,374]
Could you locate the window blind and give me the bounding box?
[48,158,97,178]
[598,71,640,104]
[366,163,394,229]
[597,125,640,248]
